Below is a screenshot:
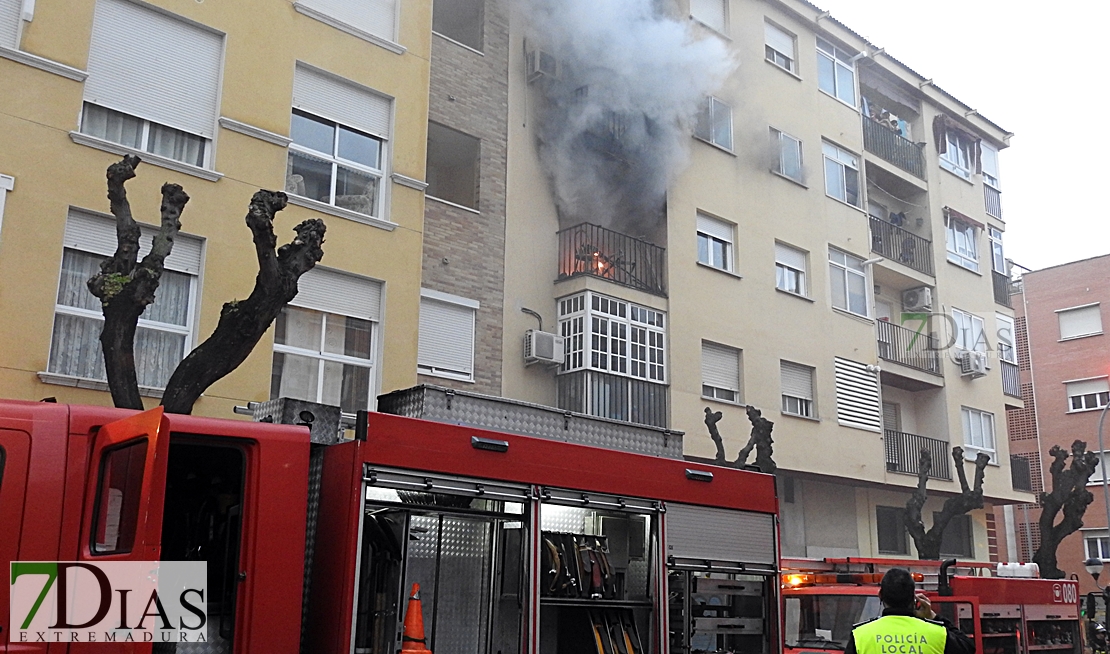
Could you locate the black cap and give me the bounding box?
[879,568,916,609]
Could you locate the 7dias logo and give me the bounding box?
[10,561,206,644]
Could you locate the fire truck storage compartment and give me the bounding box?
[355,467,531,654]
[538,487,657,654]
[665,503,778,654]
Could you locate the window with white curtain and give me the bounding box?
[702,341,741,403]
[1058,304,1103,340]
[960,406,996,462]
[829,248,868,317]
[771,128,803,182]
[816,36,856,106]
[80,0,223,168]
[822,142,860,206]
[270,266,381,412]
[694,97,733,151]
[775,242,807,297]
[418,290,477,381]
[945,214,979,272]
[996,313,1016,363]
[295,0,398,44]
[696,213,734,272]
[940,129,975,179]
[1066,378,1110,413]
[952,308,987,353]
[1,0,22,49]
[781,360,815,418]
[764,21,796,73]
[690,0,727,34]
[46,210,201,390]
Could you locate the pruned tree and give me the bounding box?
[91,155,326,414]
[904,446,990,560]
[704,407,727,464]
[1033,440,1100,579]
[703,405,777,474]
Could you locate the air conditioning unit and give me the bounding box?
[526,47,559,83]
[525,330,565,366]
[958,351,988,379]
[902,286,933,312]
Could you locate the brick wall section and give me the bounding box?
[1016,315,1031,371]
[419,4,510,395]
[1006,383,1038,441]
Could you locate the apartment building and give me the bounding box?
[995,255,1110,591]
[0,0,432,417]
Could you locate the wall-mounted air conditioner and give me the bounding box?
[958,351,989,378]
[525,330,564,366]
[902,286,933,312]
[526,47,559,83]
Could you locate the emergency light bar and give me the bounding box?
[782,571,924,587]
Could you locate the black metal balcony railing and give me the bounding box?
[992,270,1013,308]
[1000,359,1021,398]
[869,217,935,277]
[862,117,926,179]
[558,223,667,297]
[876,320,942,376]
[885,430,952,480]
[984,185,1002,219]
[1011,454,1033,492]
[556,370,667,428]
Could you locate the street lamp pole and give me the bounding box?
[1099,402,1110,557]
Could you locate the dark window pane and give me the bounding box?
[291,111,335,154]
[92,440,149,554]
[288,150,333,203]
[876,506,907,555]
[338,126,381,168]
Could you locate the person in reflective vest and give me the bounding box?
[845,568,975,654]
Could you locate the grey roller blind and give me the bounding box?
[764,22,794,57]
[64,209,203,275]
[0,0,20,48]
[696,213,733,243]
[666,503,776,565]
[690,0,726,33]
[418,296,475,376]
[780,361,813,400]
[1058,305,1102,339]
[289,266,382,321]
[834,357,881,432]
[702,342,739,391]
[297,0,396,42]
[293,63,392,139]
[775,243,806,270]
[84,0,223,138]
[1067,378,1109,397]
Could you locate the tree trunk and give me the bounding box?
[88,155,188,409]
[1033,441,1099,579]
[160,191,324,414]
[904,446,991,559]
[737,405,776,475]
[704,407,726,464]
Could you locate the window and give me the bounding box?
[426,122,480,210]
[982,142,1001,189]
[996,313,1016,364]
[781,360,815,418]
[696,213,734,272]
[936,512,973,558]
[695,97,733,151]
[418,289,478,381]
[816,37,856,106]
[690,0,727,34]
[771,128,803,182]
[876,506,908,555]
[1067,378,1110,412]
[961,407,996,462]
[80,0,222,169]
[775,242,807,297]
[1058,304,1103,340]
[829,248,868,317]
[945,213,979,272]
[834,357,880,432]
[1,0,19,49]
[822,142,860,206]
[765,21,796,73]
[47,210,200,390]
[92,440,148,554]
[288,64,390,220]
[940,129,975,179]
[951,308,987,354]
[702,341,741,403]
[1086,534,1110,561]
[433,0,482,51]
[0,173,11,251]
[295,0,398,44]
[989,227,1005,274]
[560,292,666,383]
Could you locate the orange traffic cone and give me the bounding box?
[401,583,433,654]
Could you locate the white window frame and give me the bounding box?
[559,291,667,384]
[1066,377,1110,413]
[695,96,733,151]
[0,173,12,251]
[781,360,816,419]
[291,0,403,54]
[829,247,869,318]
[951,308,987,354]
[1089,459,1110,487]
[960,406,996,463]
[945,214,979,272]
[418,289,478,381]
[996,313,1016,364]
[816,36,857,107]
[702,341,741,404]
[940,129,975,179]
[79,103,211,169]
[982,141,1001,190]
[696,213,734,273]
[822,141,861,207]
[1057,303,1103,341]
[1085,533,1110,561]
[771,128,803,183]
[690,0,728,34]
[989,226,1005,274]
[287,108,385,219]
[764,21,796,74]
[775,242,807,297]
[271,306,378,411]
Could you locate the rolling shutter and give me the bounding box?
[64,209,203,275]
[0,0,20,48]
[666,503,776,565]
[696,213,733,243]
[834,357,881,432]
[775,243,806,270]
[1067,378,1109,397]
[764,22,794,58]
[702,342,739,392]
[690,0,726,33]
[289,266,382,321]
[418,295,475,377]
[297,0,396,43]
[84,0,223,138]
[293,63,392,139]
[780,361,812,400]
[1058,305,1102,340]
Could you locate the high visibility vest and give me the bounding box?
[852,615,947,654]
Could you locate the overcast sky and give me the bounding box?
[811,0,1109,273]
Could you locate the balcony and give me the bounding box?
[1000,360,1020,399]
[1011,455,1033,492]
[558,222,666,297]
[992,270,1013,308]
[885,430,952,480]
[984,185,1002,219]
[863,116,926,179]
[869,217,934,277]
[876,320,942,376]
[556,370,667,429]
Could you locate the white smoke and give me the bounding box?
[522,0,736,234]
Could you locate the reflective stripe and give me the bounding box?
[853,615,946,654]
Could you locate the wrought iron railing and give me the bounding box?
[557,223,667,297]
[1001,360,1021,398]
[876,320,942,376]
[992,270,1013,308]
[1011,454,1033,492]
[984,185,1002,219]
[885,430,952,480]
[862,117,926,179]
[556,370,668,428]
[869,217,935,276]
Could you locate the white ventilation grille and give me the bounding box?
[834,357,881,432]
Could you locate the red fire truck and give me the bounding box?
[0,390,782,653]
[781,557,1082,654]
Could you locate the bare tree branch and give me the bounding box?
[737,405,776,475]
[704,407,726,464]
[904,447,990,559]
[1034,440,1100,578]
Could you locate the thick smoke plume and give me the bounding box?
[523,0,735,235]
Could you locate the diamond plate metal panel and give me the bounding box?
[378,385,683,458]
[171,620,232,654]
[251,397,343,444]
[666,503,777,565]
[540,505,594,534]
